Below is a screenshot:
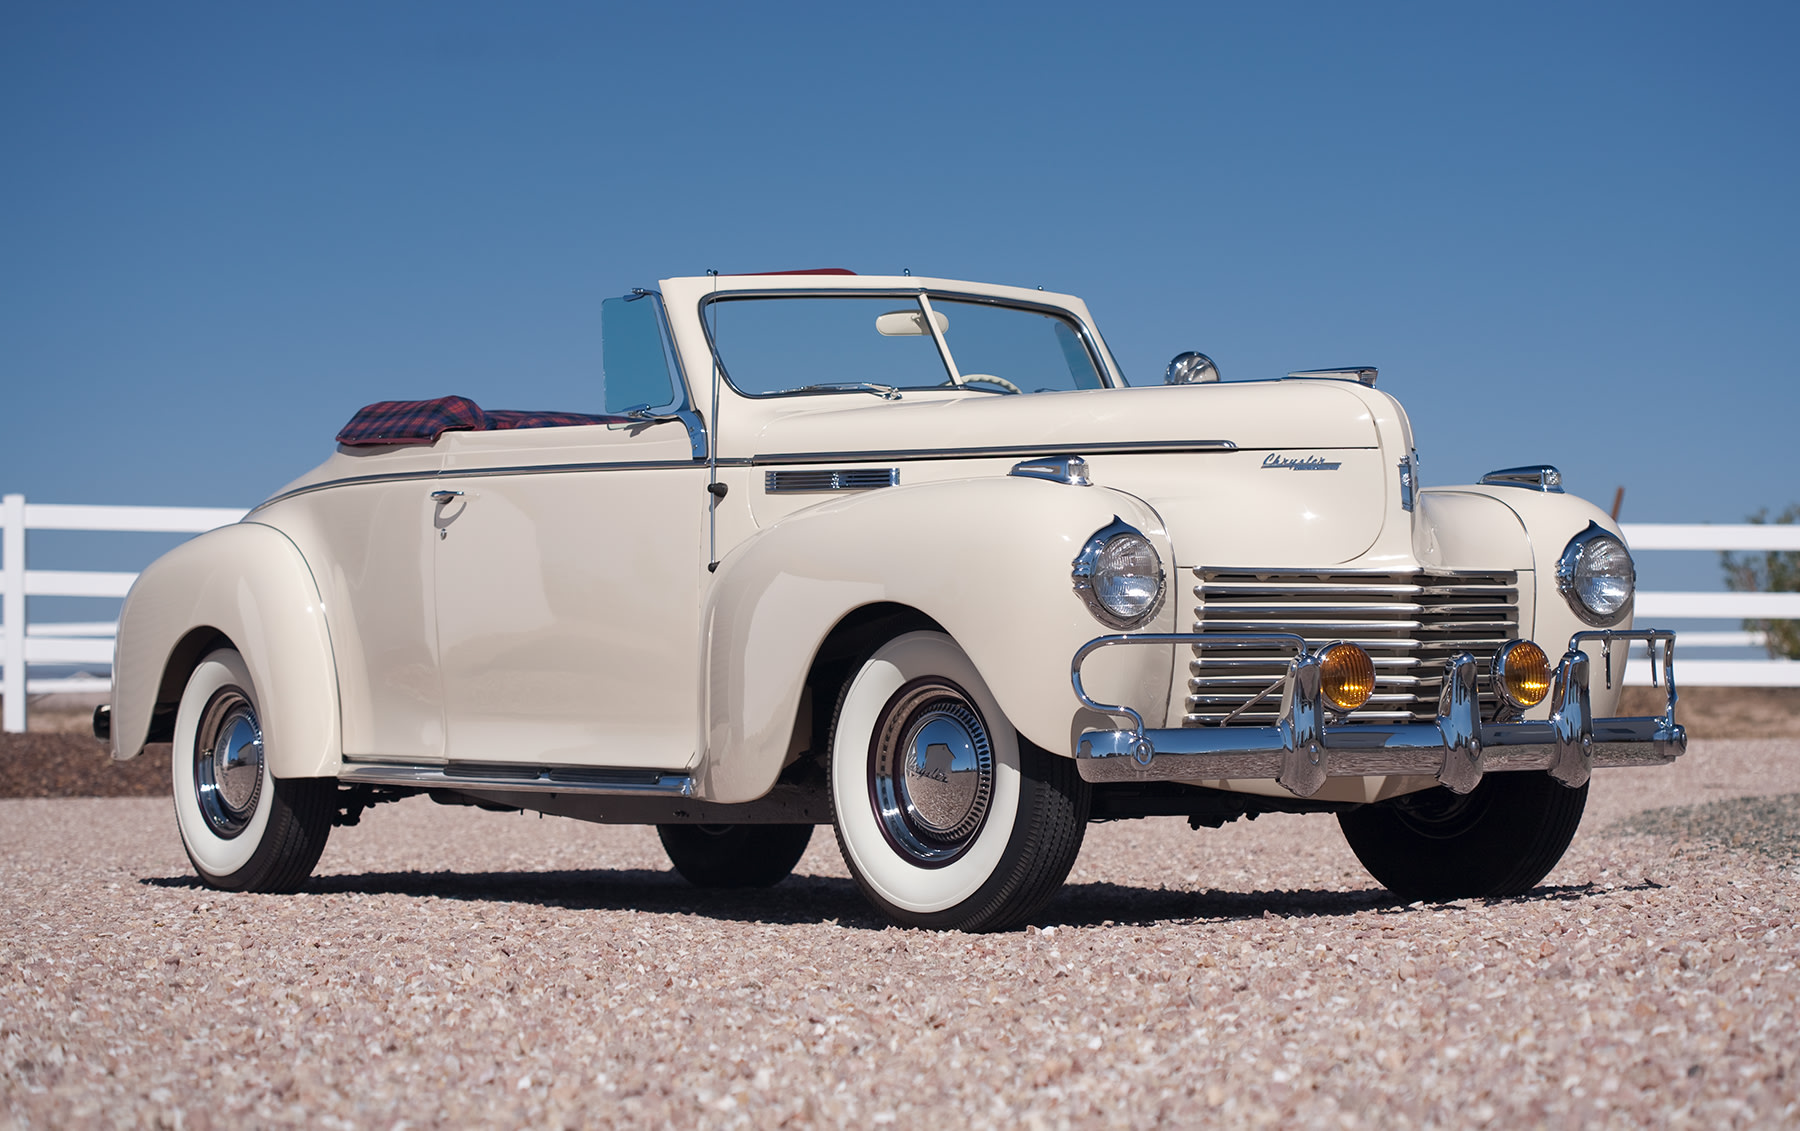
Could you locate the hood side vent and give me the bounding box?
[765,468,899,493]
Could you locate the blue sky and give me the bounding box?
[4,0,1796,542]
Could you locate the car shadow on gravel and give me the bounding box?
[139,870,1644,929]
[142,868,898,928]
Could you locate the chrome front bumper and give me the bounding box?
[1072,629,1685,798]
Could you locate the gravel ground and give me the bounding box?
[4,740,1798,1128]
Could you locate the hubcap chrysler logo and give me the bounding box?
[1262,453,1343,471]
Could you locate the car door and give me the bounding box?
[428,291,706,769]
[431,422,706,768]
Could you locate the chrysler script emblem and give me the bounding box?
[1262,453,1343,471]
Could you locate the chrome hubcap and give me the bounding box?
[869,678,994,867]
[194,689,264,838]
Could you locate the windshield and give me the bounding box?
[704,294,1107,397]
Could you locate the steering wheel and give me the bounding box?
[959,373,1023,395]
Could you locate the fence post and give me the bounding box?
[2,493,25,733]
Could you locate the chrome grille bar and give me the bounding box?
[1186,568,1519,726]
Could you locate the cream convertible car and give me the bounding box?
[101,271,1685,931]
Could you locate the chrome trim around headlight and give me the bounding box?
[1556,522,1635,626]
[1071,517,1166,630]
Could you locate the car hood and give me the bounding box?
[743,380,1393,567]
[741,380,1379,458]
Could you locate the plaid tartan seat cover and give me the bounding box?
[336,395,629,446]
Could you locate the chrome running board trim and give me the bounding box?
[338,761,696,798]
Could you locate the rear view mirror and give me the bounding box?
[876,309,950,337]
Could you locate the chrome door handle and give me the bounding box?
[431,490,464,503]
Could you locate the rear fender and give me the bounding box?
[698,477,1176,803]
[111,522,341,778]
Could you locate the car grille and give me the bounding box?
[1185,568,1520,726]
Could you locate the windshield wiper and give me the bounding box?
[788,382,901,401]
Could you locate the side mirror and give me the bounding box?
[1165,351,1220,384]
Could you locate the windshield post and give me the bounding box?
[916,294,963,386]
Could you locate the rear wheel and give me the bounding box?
[829,631,1089,931]
[1337,772,1588,901]
[172,649,334,893]
[657,824,814,888]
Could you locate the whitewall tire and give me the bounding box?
[172,648,334,892]
[829,631,1089,931]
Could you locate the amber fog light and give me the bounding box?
[1494,639,1552,710]
[1318,643,1376,712]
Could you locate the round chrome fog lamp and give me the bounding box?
[1556,523,1635,626]
[1493,639,1552,710]
[1317,643,1376,712]
[1072,519,1165,629]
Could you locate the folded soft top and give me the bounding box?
[336,395,631,447]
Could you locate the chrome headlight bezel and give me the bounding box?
[1072,517,1166,630]
[1555,522,1635,626]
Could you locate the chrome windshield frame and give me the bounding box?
[693,286,1119,400]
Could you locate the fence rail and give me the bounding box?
[3,495,1798,732]
[2,496,248,731]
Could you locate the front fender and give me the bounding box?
[111,522,342,778]
[698,477,1177,803]
[1417,485,1631,717]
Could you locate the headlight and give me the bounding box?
[1556,522,1635,625]
[1073,518,1165,629]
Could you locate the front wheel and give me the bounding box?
[1337,772,1588,901]
[172,648,335,893]
[829,631,1089,931]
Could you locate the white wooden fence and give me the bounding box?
[1,495,246,732]
[3,493,1798,732]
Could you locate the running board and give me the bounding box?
[338,760,696,798]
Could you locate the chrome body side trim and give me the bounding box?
[1287,367,1378,387]
[749,439,1237,465]
[249,439,1240,512]
[253,459,709,512]
[765,468,899,493]
[338,760,697,797]
[249,468,448,514]
[1072,629,1684,797]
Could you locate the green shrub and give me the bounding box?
[1721,504,1800,660]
